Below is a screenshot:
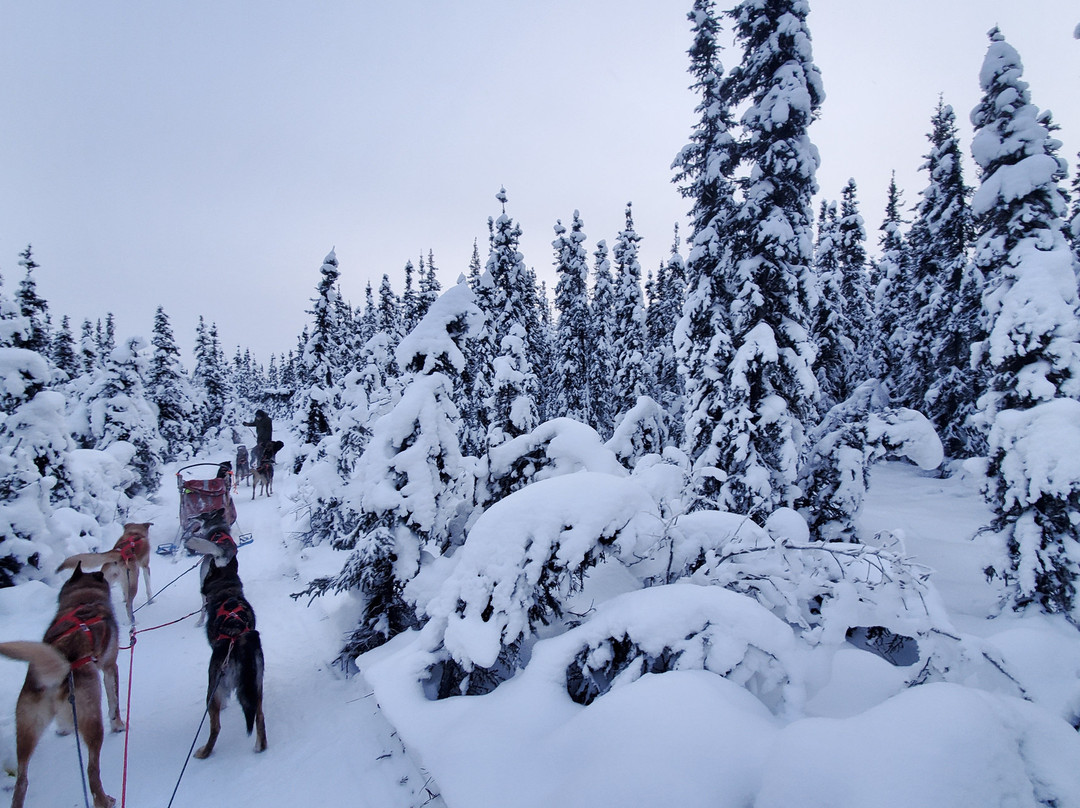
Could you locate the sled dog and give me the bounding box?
[251,440,284,499]
[183,508,239,625]
[194,555,267,758]
[56,522,154,623]
[0,564,125,808]
[235,444,251,487]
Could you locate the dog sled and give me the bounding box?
[156,463,252,555]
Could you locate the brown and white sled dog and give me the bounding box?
[0,563,125,808]
[194,555,267,759]
[251,440,284,499]
[56,522,153,624]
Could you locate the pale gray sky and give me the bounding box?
[1,1,1077,361]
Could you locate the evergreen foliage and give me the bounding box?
[971,28,1080,616]
[552,213,593,424]
[610,203,653,418]
[148,306,198,461]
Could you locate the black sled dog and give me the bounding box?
[183,508,239,627]
[0,564,125,808]
[195,554,267,758]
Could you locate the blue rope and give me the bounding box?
[67,670,93,808]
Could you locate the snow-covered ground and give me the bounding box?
[3,457,1080,807]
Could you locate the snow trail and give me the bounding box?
[0,461,443,808]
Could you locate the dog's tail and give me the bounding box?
[0,641,71,688]
[237,633,264,736]
[56,550,122,574]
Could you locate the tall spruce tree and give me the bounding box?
[648,227,687,416]
[704,0,823,516]
[811,199,852,412]
[900,100,976,433]
[296,249,342,467]
[836,178,874,386]
[672,0,740,501]
[870,173,909,388]
[481,189,539,448]
[553,212,593,423]
[148,306,197,461]
[587,240,618,438]
[51,315,79,381]
[15,246,49,354]
[972,28,1080,616]
[610,203,653,418]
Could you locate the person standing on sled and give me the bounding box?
[244,409,273,465]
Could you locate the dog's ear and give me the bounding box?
[70,561,84,580]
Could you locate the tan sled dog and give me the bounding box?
[57,522,153,623]
[0,563,125,808]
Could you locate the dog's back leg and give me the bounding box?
[101,659,125,733]
[73,672,115,808]
[194,667,225,759]
[11,687,56,808]
[141,561,153,604]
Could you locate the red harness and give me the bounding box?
[47,608,106,670]
[213,600,253,644]
[116,534,144,563]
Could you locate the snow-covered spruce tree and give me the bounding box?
[418,249,441,324]
[0,347,77,585]
[836,178,874,385]
[708,0,823,517]
[78,319,99,374]
[798,380,943,541]
[531,275,558,424]
[553,212,593,423]
[901,99,983,459]
[647,227,687,418]
[14,245,50,355]
[375,274,404,378]
[148,306,197,462]
[191,316,230,442]
[971,28,1080,616]
[811,199,854,412]
[587,240,617,438]
[481,189,539,449]
[51,315,80,382]
[297,280,481,662]
[462,243,494,458]
[401,259,419,335]
[97,313,116,358]
[671,0,740,506]
[81,337,165,497]
[610,203,653,419]
[871,172,910,391]
[293,249,343,472]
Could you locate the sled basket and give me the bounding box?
[177,463,238,528]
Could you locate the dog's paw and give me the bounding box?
[111,718,126,733]
[255,738,267,753]
[194,745,212,760]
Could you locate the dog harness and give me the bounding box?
[213,598,254,644]
[47,608,106,670]
[117,534,144,563]
[207,528,237,555]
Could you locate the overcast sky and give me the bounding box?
[2,1,1077,362]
